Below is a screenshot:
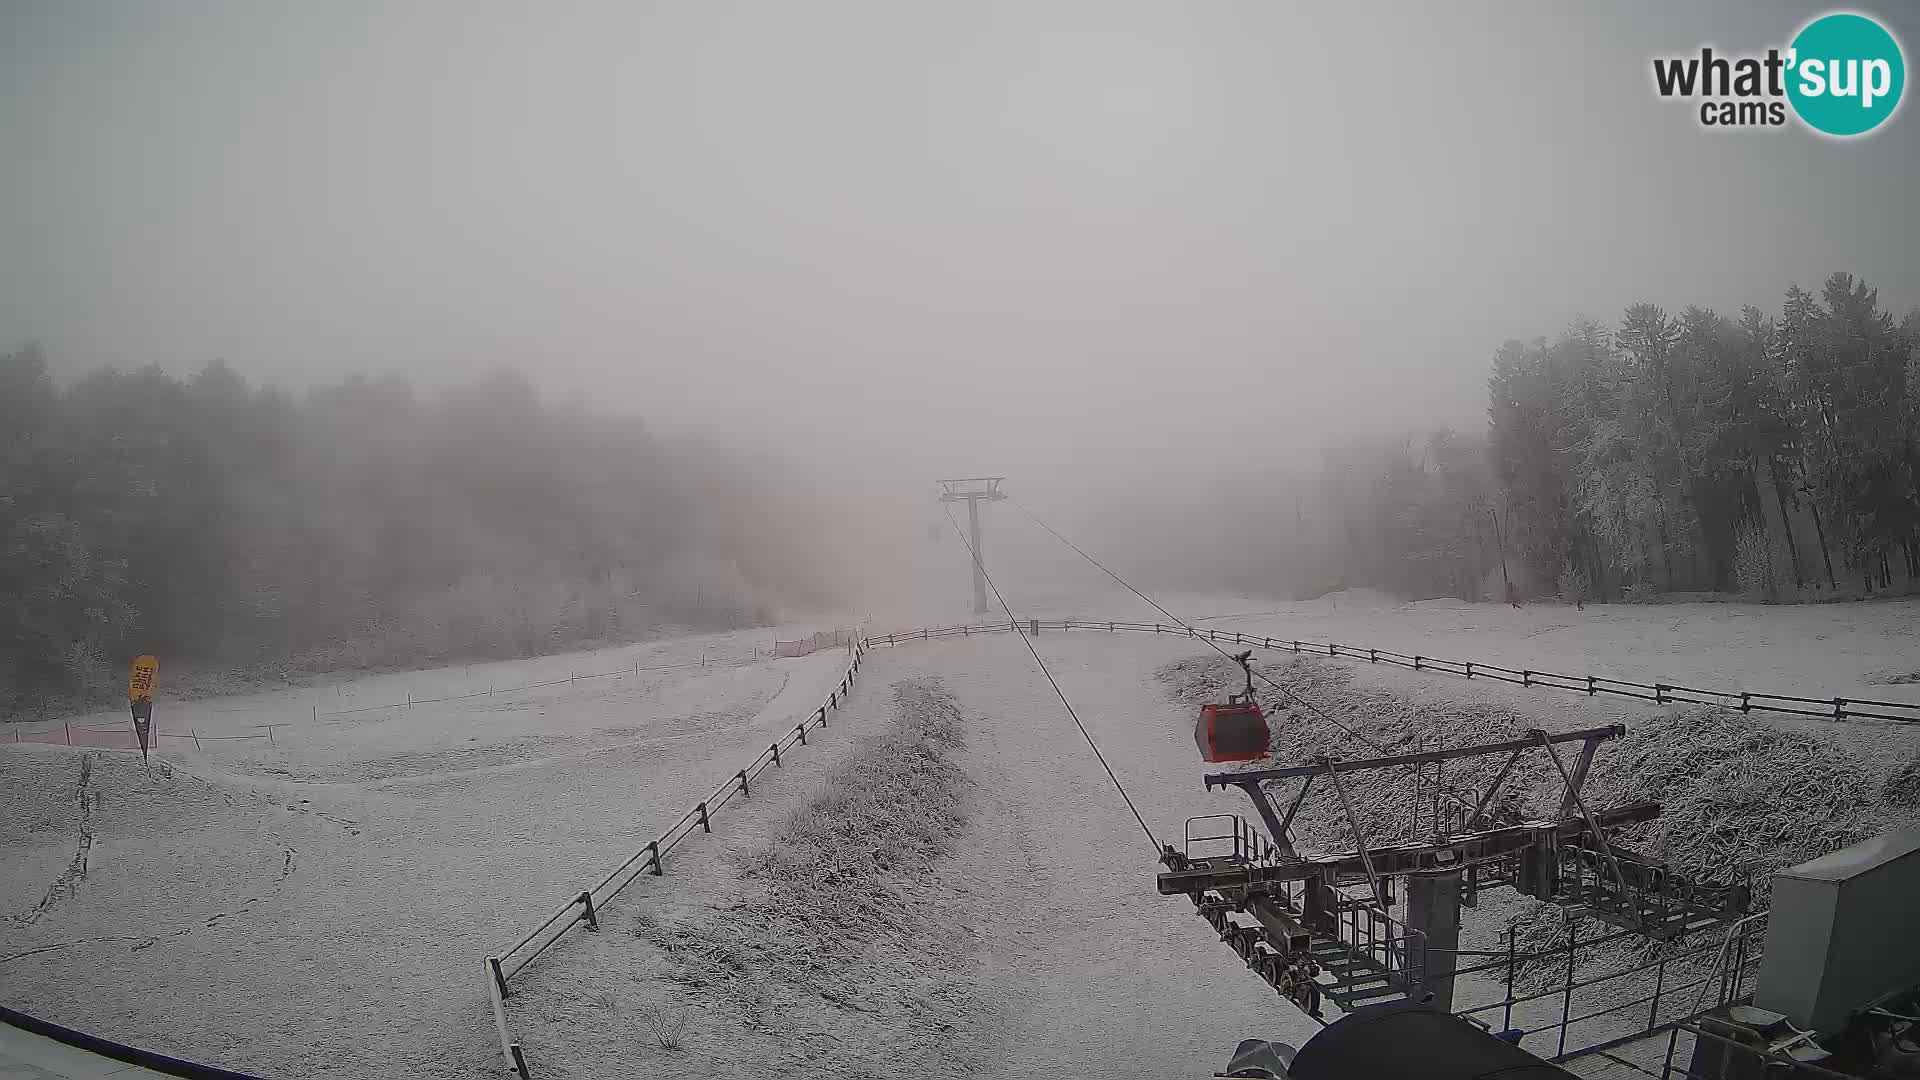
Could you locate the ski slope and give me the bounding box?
[5,591,1918,1078]
[1,629,860,1080]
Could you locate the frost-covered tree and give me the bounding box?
[0,352,824,714]
[1484,272,1917,601]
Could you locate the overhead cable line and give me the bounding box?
[941,503,1162,852]
[1007,496,1480,817]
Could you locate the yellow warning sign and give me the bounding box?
[128,655,158,704]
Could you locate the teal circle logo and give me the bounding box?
[1787,12,1905,136]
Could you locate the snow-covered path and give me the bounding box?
[885,634,1327,1075]
[506,632,1323,1079]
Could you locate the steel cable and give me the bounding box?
[1007,495,1482,817]
[941,503,1162,852]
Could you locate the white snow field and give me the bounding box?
[1,626,863,1080]
[5,594,1920,1079]
[501,610,1920,1080]
[1175,590,1920,705]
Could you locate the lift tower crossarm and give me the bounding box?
[1156,802,1662,894]
[1203,725,1626,789]
[938,478,1007,615]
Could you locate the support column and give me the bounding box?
[1406,871,1463,1011]
[939,478,1005,617]
[968,496,988,615]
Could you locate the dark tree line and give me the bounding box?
[1490,272,1919,601]
[1274,272,1918,607]
[1,349,823,714]
[1301,430,1501,602]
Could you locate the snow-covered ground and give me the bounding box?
[1174,590,1920,702]
[503,637,1331,1080]
[6,592,1918,1078]
[1,627,860,1079]
[892,500,1920,699]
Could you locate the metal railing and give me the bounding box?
[1183,813,1283,864]
[1333,896,1427,1000]
[483,642,866,1078]
[865,620,1920,724]
[1440,913,1768,1064]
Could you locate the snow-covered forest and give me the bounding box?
[7,271,1916,714]
[1282,271,1920,606]
[1492,272,1920,601]
[0,350,835,714]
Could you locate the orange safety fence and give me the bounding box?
[63,726,142,750]
[5,723,275,749]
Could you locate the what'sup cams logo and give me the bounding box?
[1653,11,1905,136]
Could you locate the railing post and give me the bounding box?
[578,890,599,931]
[818,705,828,728]
[1739,691,1750,712]
[1522,670,1531,687]
[737,769,750,797]
[1414,655,1423,670]
[1369,648,1377,663]
[796,723,807,745]
[771,742,781,766]
[1587,675,1597,696]
[697,802,711,833]
[1834,697,1847,721]
[1464,662,1474,679]
[1559,924,1579,1058]
[1731,921,1753,1005]
[489,955,511,998]
[1655,683,1667,704]
[1649,954,1666,1029]
[1502,927,1516,1033]
[647,840,663,875]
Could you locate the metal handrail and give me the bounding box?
[861,621,1920,724]
[484,642,866,1076]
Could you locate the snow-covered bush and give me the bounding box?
[1556,566,1589,605]
[1732,520,1783,599]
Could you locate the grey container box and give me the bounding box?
[1753,827,1920,1036]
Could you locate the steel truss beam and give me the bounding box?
[1157,802,1661,896]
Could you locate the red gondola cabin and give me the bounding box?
[1195,700,1269,762]
[1195,650,1272,763]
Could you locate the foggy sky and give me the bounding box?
[5,1,1919,477]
